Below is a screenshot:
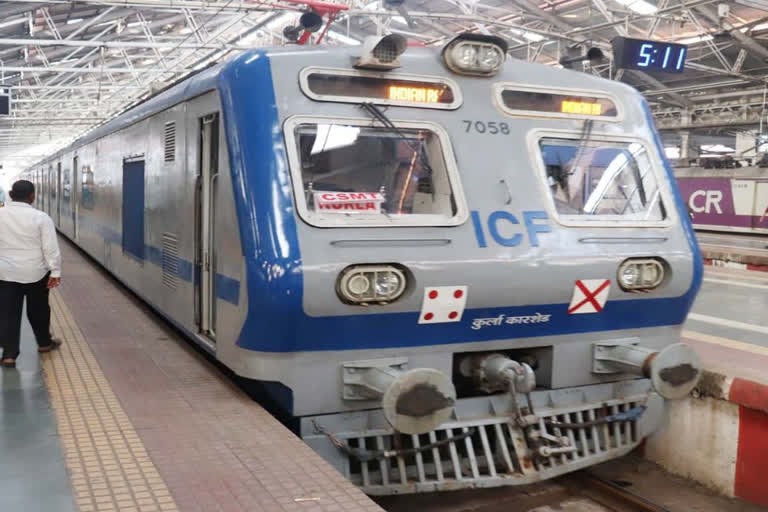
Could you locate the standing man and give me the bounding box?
[0,180,62,368]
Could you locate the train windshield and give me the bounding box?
[539,138,666,222]
[289,121,463,226]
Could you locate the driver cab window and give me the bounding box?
[539,137,666,222]
[286,119,467,227]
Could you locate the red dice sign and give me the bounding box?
[419,286,468,324]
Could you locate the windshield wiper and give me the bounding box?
[359,102,435,184]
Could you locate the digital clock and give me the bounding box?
[611,37,687,73]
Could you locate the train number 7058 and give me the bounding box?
[463,120,511,135]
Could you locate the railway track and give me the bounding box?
[562,471,672,512]
[375,470,673,512]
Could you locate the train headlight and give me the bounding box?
[338,265,407,305]
[442,33,508,76]
[618,259,664,291]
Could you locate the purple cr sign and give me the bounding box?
[676,177,768,229]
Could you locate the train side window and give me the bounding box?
[537,137,667,224]
[81,165,95,210]
[284,117,467,227]
[63,167,71,201]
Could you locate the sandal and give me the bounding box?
[38,339,62,353]
[1,359,16,368]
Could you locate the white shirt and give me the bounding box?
[0,202,61,283]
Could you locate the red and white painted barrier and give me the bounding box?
[703,258,768,273]
[645,371,768,507]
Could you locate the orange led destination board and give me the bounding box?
[305,72,456,106]
[388,85,442,103]
[560,100,602,116]
[500,89,618,118]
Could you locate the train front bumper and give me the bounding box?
[302,379,663,495]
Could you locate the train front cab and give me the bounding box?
[244,37,706,494]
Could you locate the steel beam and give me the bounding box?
[696,5,768,61]
[0,65,169,73]
[1,0,273,13]
[0,37,247,51]
[5,85,143,91]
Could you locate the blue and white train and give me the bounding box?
[22,33,703,495]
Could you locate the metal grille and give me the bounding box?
[342,398,641,494]
[372,42,398,63]
[164,122,176,163]
[161,233,179,290]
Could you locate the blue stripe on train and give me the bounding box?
[218,52,703,353]
[75,215,240,305]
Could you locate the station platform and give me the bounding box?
[648,262,768,508]
[1,238,383,512]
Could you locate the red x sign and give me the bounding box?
[568,279,611,314]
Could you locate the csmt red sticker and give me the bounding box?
[568,279,610,314]
[419,286,468,324]
[314,192,384,214]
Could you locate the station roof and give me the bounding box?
[2,0,768,177]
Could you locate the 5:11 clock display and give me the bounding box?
[611,37,688,73]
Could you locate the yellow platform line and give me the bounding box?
[41,290,179,512]
[683,329,768,357]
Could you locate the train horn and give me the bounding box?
[299,11,323,33]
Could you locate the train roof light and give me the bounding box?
[355,34,407,70]
[442,33,508,77]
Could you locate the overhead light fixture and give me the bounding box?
[613,0,658,15]
[509,28,545,42]
[0,18,28,29]
[66,18,84,25]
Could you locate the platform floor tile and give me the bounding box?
[44,238,384,512]
[45,291,179,512]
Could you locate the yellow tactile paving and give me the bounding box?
[41,290,179,512]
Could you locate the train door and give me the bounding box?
[195,113,219,341]
[56,162,62,226]
[122,159,146,261]
[72,156,79,240]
